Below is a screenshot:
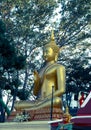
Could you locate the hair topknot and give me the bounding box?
[44,30,60,54]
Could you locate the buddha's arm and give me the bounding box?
[33,70,41,96]
[54,66,66,97]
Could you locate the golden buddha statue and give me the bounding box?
[14,30,66,111]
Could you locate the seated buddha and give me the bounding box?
[14,30,66,111]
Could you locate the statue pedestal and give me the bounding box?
[7,107,63,122]
[28,107,63,121]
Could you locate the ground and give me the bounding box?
[0,121,50,130]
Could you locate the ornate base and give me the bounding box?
[29,107,63,121]
[7,107,63,122]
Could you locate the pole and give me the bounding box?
[50,86,54,120]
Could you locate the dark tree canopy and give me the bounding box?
[0,19,26,121]
[0,0,90,110]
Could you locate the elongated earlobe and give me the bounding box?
[55,54,58,62]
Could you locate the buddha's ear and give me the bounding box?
[55,54,58,62]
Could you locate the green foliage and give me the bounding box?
[55,0,91,101]
[0,20,6,34]
[14,55,26,70]
[0,0,90,107]
[57,0,91,46]
[0,76,6,89]
[0,98,10,116]
[17,89,30,100]
[0,19,26,116]
[60,40,91,99]
[0,0,58,101]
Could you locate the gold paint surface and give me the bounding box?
[14,31,66,111]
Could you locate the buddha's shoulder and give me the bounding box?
[54,63,65,69]
[45,63,65,73]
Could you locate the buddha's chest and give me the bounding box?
[40,65,57,79]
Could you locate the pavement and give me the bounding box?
[0,121,50,130]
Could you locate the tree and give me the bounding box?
[56,0,91,106]
[0,0,91,109]
[0,20,26,122]
[0,0,59,100]
[56,0,91,45]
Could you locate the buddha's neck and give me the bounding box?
[47,60,55,65]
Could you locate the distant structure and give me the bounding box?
[71,91,91,128]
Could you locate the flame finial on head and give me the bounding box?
[44,30,60,54]
[51,29,55,41]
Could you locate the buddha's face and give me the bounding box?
[43,47,55,62]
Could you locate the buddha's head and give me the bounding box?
[43,30,60,62]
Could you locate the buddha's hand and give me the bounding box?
[33,70,40,96]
